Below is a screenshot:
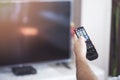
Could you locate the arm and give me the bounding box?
[74,36,97,80]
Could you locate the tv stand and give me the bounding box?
[0,63,105,80]
[56,62,71,69]
[12,66,37,76]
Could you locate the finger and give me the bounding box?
[71,27,75,37]
[70,22,75,37]
[73,34,78,42]
[79,36,86,41]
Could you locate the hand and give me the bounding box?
[70,24,87,60]
[73,36,87,60]
[74,36,97,80]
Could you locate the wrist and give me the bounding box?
[74,52,87,62]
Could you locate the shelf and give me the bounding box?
[0,63,104,80]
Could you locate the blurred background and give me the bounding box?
[0,0,117,80]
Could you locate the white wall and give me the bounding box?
[77,0,112,79]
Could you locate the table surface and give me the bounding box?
[0,63,105,80]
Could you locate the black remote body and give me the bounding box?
[74,27,98,61]
[12,66,37,76]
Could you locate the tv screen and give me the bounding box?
[0,1,71,66]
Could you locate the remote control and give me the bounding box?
[74,27,98,61]
[12,66,37,76]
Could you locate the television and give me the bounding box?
[0,1,71,66]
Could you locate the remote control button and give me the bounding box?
[91,49,95,52]
[87,52,95,56]
[87,45,90,49]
